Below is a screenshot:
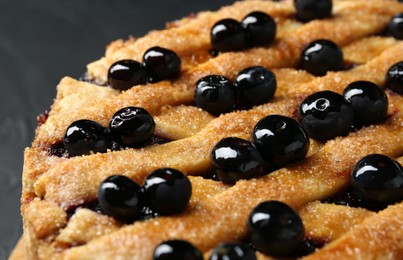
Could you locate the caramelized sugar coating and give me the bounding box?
[17,0,403,259]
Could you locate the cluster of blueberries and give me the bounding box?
[194,66,277,115]
[211,115,309,184]
[98,168,192,222]
[63,106,156,156]
[298,80,389,141]
[107,46,181,90]
[210,11,276,52]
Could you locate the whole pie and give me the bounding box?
[10,0,403,259]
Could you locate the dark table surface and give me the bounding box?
[0,0,234,258]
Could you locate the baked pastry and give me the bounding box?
[12,0,403,259]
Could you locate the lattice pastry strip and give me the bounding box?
[36,36,397,145]
[33,42,403,209]
[57,116,403,258]
[23,36,393,202]
[33,0,403,148]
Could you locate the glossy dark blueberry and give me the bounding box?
[235,66,277,107]
[294,0,332,22]
[300,39,343,76]
[63,119,111,156]
[109,107,155,147]
[211,137,266,184]
[153,240,203,260]
[298,90,354,141]
[211,18,248,52]
[143,46,181,82]
[351,154,403,207]
[107,59,147,90]
[251,115,309,168]
[209,242,257,260]
[387,13,403,39]
[241,11,276,46]
[142,168,192,215]
[248,200,304,256]
[194,75,237,115]
[343,81,388,128]
[385,61,403,95]
[98,175,142,222]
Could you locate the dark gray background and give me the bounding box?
[0,0,233,257]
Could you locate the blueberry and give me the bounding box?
[211,18,248,52]
[300,39,343,76]
[235,66,277,107]
[98,175,143,222]
[298,90,353,141]
[211,137,266,184]
[343,81,388,128]
[387,13,403,40]
[351,154,403,207]
[385,61,403,95]
[294,0,332,22]
[153,240,203,260]
[143,46,181,82]
[109,107,155,147]
[63,119,111,156]
[142,168,192,215]
[194,75,237,115]
[209,242,256,260]
[241,11,276,46]
[251,115,309,168]
[108,60,147,90]
[248,201,304,256]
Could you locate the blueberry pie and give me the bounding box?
[10,0,403,259]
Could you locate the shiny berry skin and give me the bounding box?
[385,61,403,95]
[98,175,143,222]
[142,168,192,215]
[387,13,403,40]
[209,242,256,260]
[109,107,155,147]
[294,0,332,22]
[298,90,354,141]
[235,66,277,107]
[143,46,181,82]
[211,137,266,184]
[211,18,248,52]
[63,119,111,156]
[241,11,276,46]
[194,75,237,115]
[300,39,343,76]
[251,115,309,168]
[153,240,203,260]
[351,154,403,206]
[248,201,304,256]
[343,81,388,128]
[108,60,147,90]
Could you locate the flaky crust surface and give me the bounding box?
[19,0,403,259]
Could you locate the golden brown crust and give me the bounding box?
[59,117,403,259]
[303,202,403,260]
[300,201,374,242]
[19,0,403,259]
[33,0,403,148]
[9,237,27,260]
[87,0,295,83]
[32,43,403,209]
